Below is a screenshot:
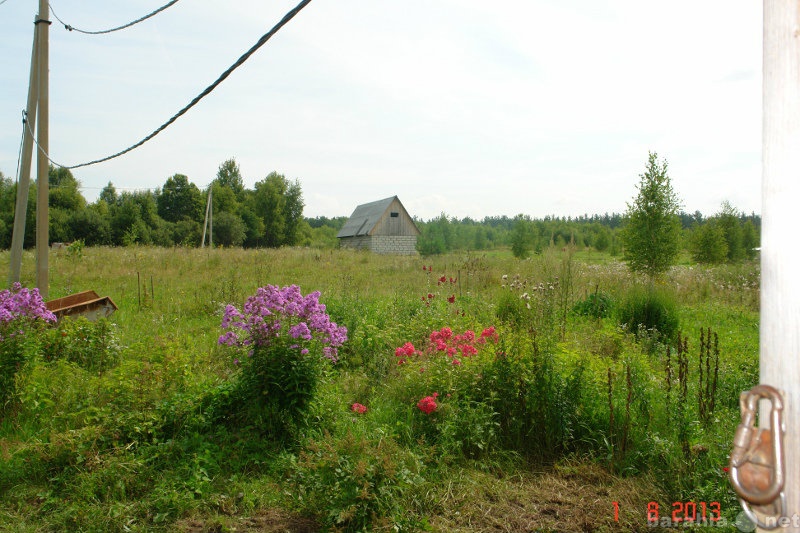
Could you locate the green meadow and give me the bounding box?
[0,246,759,532]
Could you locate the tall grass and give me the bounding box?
[0,246,759,531]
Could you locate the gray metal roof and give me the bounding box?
[337,196,398,238]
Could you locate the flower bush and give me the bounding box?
[218,285,347,430]
[1,283,56,408]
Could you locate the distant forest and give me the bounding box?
[0,160,759,263]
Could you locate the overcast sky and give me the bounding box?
[0,0,762,221]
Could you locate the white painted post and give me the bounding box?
[761,0,800,529]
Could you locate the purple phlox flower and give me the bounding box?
[0,282,56,324]
[218,330,240,346]
[289,322,312,340]
[218,284,347,361]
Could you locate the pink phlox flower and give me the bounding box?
[395,342,417,358]
[417,394,438,414]
[480,326,498,342]
[351,402,368,414]
[460,344,477,357]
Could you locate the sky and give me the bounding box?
[0,0,763,221]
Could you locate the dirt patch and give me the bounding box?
[427,461,665,533]
[176,508,319,533]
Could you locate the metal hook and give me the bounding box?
[729,384,786,529]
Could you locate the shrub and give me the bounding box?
[617,285,680,342]
[218,285,348,433]
[0,283,56,409]
[289,431,425,532]
[41,317,120,372]
[573,290,614,319]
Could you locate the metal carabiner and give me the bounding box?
[728,384,786,530]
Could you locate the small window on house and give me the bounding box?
[390,212,399,217]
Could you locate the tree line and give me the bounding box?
[0,159,306,249]
[0,155,759,264]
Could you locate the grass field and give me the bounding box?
[0,246,760,532]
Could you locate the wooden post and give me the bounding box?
[201,187,212,248]
[8,19,39,286]
[35,0,50,298]
[761,0,800,529]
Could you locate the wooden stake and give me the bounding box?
[761,1,800,528]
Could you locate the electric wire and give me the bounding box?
[14,110,26,186]
[49,0,181,35]
[28,0,313,171]
[0,0,11,7]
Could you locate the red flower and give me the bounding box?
[438,276,447,285]
[395,342,417,358]
[480,326,498,342]
[427,293,434,300]
[417,395,438,414]
[351,402,368,414]
[447,294,456,303]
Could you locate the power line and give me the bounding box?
[32,0,313,171]
[14,110,26,186]
[49,0,181,35]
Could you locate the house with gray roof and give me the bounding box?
[337,196,420,254]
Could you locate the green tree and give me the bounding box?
[216,158,245,197]
[416,214,453,255]
[212,211,247,247]
[510,215,533,259]
[620,152,682,279]
[690,220,728,264]
[741,219,759,260]
[157,174,203,223]
[715,200,745,262]
[99,182,118,205]
[252,172,304,247]
[49,166,86,212]
[68,205,112,246]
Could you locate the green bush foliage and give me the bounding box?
[572,290,614,319]
[290,431,426,532]
[41,317,120,372]
[617,285,680,342]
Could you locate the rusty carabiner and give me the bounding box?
[728,384,785,529]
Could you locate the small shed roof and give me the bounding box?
[337,196,402,238]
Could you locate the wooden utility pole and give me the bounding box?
[760,0,800,529]
[201,187,212,248]
[35,0,50,298]
[8,18,39,286]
